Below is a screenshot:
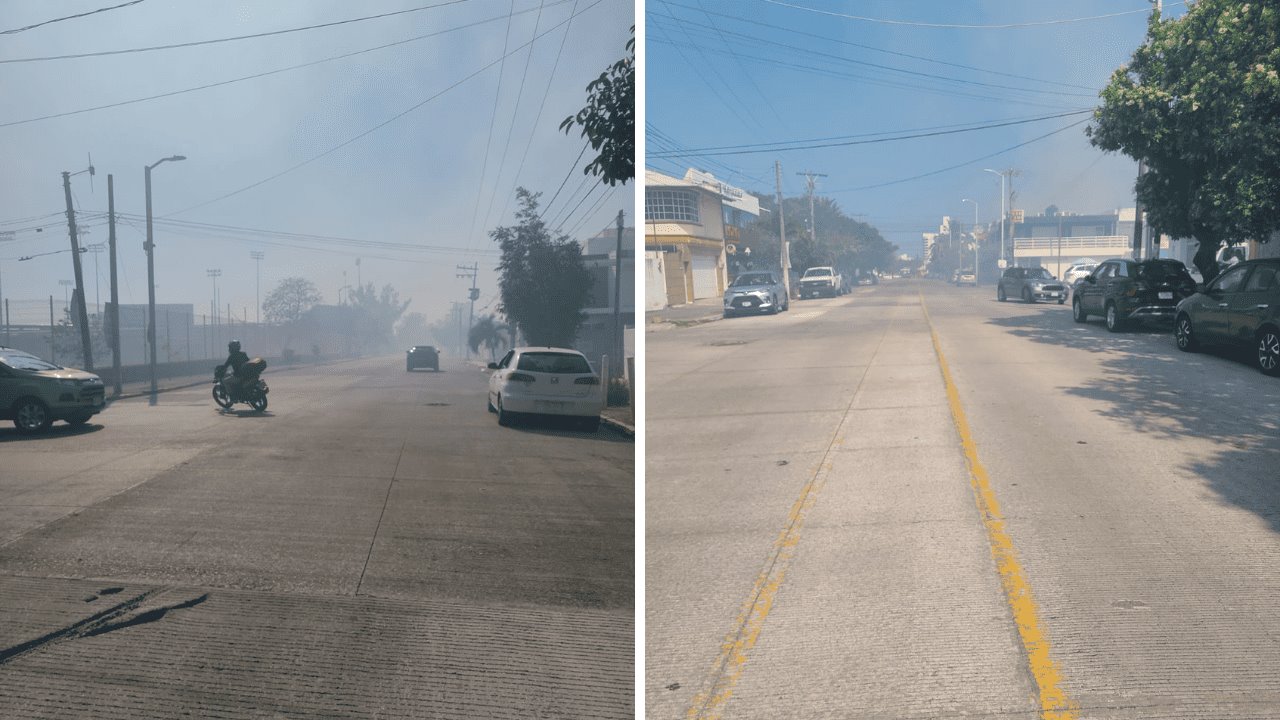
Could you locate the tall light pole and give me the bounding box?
[982,169,1007,266]
[250,251,264,324]
[962,198,978,278]
[145,154,186,401]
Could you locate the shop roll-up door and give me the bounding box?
[691,252,718,299]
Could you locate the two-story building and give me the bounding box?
[644,169,760,309]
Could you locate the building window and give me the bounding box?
[646,189,700,223]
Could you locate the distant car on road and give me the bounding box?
[0,347,106,433]
[1072,258,1197,332]
[406,345,439,371]
[1062,261,1098,285]
[1175,259,1280,375]
[998,266,1066,303]
[487,347,603,430]
[723,271,788,317]
[953,268,977,287]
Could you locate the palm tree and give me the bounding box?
[468,315,507,363]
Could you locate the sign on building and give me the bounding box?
[1010,209,1025,224]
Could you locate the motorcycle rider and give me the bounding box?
[217,340,250,399]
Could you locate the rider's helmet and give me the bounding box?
[228,340,241,353]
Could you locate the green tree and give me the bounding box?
[739,194,897,277]
[263,277,322,325]
[348,282,411,350]
[560,27,634,186]
[1088,0,1280,281]
[494,188,592,347]
[468,314,507,362]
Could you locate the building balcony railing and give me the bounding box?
[1013,235,1129,253]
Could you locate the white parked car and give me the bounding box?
[1062,261,1098,285]
[487,347,603,431]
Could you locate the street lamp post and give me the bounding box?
[250,251,264,324]
[982,169,1006,266]
[145,154,186,401]
[961,198,977,279]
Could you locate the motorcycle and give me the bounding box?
[213,360,269,412]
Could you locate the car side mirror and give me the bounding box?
[487,362,499,370]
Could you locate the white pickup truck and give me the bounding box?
[799,266,844,298]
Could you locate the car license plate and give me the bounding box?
[535,400,567,411]
[742,300,753,306]
[1158,291,1173,299]
[1049,292,1061,297]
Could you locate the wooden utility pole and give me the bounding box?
[796,170,828,245]
[612,209,624,379]
[62,170,94,370]
[108,174,121,395]
[775,161,790,299]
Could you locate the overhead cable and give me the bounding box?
[0,0,146,36]
[758,0,1183,29]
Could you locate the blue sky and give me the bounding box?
[644,0,1187,257]
[0,0,632,327]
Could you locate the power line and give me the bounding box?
[657,0,1099,92]
[0,0,575,130]
[467,0,518,248]
[539,141,591,220]
[652,2,764,132]
[649,109,1091,157]
[758,0,1184,29]
[648,36,1087,112]
[0,0,146,35]
[0,0,472,65]
[169,0,606,218]
[648,18,1097,99]
[693,0,786,127]
[830,118,1090,193]
[495,0,580,229]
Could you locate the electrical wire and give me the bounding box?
[758,0,1183,29]
[693,0,786,127]
[0,0,575,129]
[830,118,1090,193]
[539,141,591,220]
[656,0,1099,92]
[656,0,767,132]
[0,0,472,64]
[168,0,606,218]
[649,109,1091,157]
[467,0,518,248]
[650,5,762,134]
[0,0,146,35]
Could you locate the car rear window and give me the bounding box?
[803,269,831,277]
[516,352,592,374]
[1138,261,1195,286]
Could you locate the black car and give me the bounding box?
[1072,258,1197,332]
[997,266,1066,303]
[1175,259,1280,375]
[406,345,439,371]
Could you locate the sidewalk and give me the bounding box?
[646,297,723,329]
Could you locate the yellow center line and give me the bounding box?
[920,291,1078,720]
[684,302,904,720]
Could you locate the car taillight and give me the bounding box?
[508,372,536,383]
[574,377,599,385]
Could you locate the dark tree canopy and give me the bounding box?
[739,194,898,276]
[560,27,634,186]
[263,277,322,325]
[1088,0,1280,280]
[494,188,592,347]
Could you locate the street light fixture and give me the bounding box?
[145,154,186,402]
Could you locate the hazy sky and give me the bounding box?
[1,0,633,327]
[645,0,1188,257]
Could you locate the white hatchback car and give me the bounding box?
[487,347,603,431]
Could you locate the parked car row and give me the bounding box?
[1001,256,1280,377]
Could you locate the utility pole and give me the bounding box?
[250,251,264,324]
[107,175,120,394]
[207,269,221,353]
[612,209,625,380]
[775,161,790,299]
[61,169,94,370]
[1132,0,1163,261]
[796,170,828,246]
[456,263,478,359]
[144,154,185,401]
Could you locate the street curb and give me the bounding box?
[600,414,634,438]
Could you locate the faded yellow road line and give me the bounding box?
[684,303,901,720]
[921,292,1078,720]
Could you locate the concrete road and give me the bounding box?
[646,280,1280,719]
[0,355,633,719]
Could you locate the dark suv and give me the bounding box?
[1175,259,1280,375]
[406,345,439,371]
[1072,258,1197,332]
[997,266,1066,303]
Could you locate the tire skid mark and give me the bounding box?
[0,586,166,666]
